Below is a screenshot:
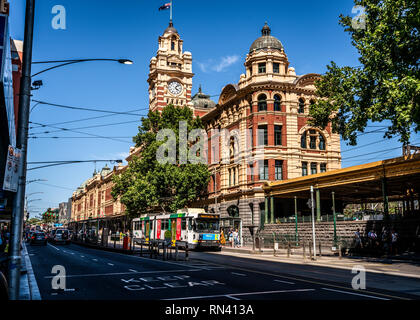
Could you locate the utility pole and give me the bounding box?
[8,0,36,300]
[310,186,316,260]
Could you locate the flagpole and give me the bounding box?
[170,0,173,22]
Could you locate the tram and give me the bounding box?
[132,208,221,250]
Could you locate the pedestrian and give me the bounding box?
[0,230,5,253]
[381,229,390,255]
[233,229,240,248]
[228,229,233,247]
[391,229,398,255]
[354,228,362,252]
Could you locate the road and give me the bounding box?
[25,242,420,300]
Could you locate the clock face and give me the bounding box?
[168,81,183,96]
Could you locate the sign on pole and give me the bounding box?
[3,145,21,192]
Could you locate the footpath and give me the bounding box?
[216,245,420,279]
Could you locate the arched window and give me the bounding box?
[298,98,305,114]
[301,131,307,148]
[258,94,267,111]
[319,133,326,150]
[227,205,239,218]
[274,94,281,111]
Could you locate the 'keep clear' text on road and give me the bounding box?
[122,274,225,291]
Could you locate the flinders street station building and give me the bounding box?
[71,22,342,239]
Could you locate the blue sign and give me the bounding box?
[202,233,217,241]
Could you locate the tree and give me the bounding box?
[112,104,211,217]
[309,0,419,145]
[27,217,41,225]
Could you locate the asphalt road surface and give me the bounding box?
[26,242,419,300]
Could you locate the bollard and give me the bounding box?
[163,242,166,261]
[309,241,312,260]
[185,243,189,261]
[287,242,291,258]
[149,241,152,258]
[319,242,322,258]
[175,245,179,261]
[140,240,143,256]
[339,244,342,259]
[273,241,276,257]
[303,241,306,260]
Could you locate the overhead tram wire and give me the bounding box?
[31,99,150,116]
[29,119,141,136]
[29,108,148,129]
[28,121,133,144]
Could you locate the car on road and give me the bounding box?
[51,229,71,245]
[30,232,48,246]
[47,229,56,242]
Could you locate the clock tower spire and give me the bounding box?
[148,22,194,112]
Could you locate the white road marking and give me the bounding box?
[321,288,390,300]
[231,272,246,276]
[129,269,138,272]
[164,288,316,300]
[48,243,60,251]
[43,268,202,279]
[108,263,114,266]
[225,295,241,300]
[92,259,98,262]
[274,280,295,285]
[81,256,85,258]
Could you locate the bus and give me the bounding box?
[132,208,221,250]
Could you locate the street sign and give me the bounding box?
[3,145,21,192]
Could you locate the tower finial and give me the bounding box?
[261,22,271,36]
[199,84,202,93]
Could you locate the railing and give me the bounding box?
[273,214,378,224]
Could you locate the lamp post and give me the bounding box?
[8,2,133,299]
[31,58,133,77]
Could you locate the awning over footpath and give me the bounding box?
[264,154,420,204]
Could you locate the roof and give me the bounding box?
[249,23,283,53]
[191,86,216,109]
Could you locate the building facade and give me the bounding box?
[70,23,341,241]
[192,23,341,237]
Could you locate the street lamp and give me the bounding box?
[31,58,134,77]
[26,179,47,185]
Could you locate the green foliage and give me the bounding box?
[309,0,419,145]
[164,230,172,240]
[112,104,211,217]
[27,217,42,225]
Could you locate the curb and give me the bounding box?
[20,242,41,300]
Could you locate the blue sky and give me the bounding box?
[9,0,419,217]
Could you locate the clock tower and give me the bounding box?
[148,21,194,112]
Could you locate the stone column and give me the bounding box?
[316,189,321,222]
[270,196,274,224]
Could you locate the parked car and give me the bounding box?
[52,229,71,244]
[30,232,48,246]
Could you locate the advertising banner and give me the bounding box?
[3,145,21,192]
[156,219,161,239]
[176,218,181,241]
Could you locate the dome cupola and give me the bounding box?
[249,22,283,53]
